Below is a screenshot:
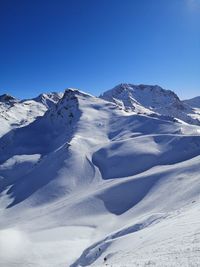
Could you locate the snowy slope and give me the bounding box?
[0,86,200,267]
[100,83,200,125]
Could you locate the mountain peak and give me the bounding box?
[100,83,200,125]
[101,83,181,108]
[33,92,63,108]
[0,94,18,104]
[105,83,180,99]
[63,88,92,99]
[63,88,80,98]
[45,88,83,127]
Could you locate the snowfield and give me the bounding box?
[0,84,200,267]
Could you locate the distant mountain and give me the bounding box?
[0,92,62,137]
[100,83,182,111]
[0,93,18,104]
[183,96,200,108]
[100,83,200,125]
[32,92,63,108]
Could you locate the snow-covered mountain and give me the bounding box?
[32,92,63,108]
[0,85,200,267]
[182,96,200,123]
[0,94,18,104]
[100,83,200,125]
[184,96,200,108]
[0,92,62,137]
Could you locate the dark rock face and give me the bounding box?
[0,94,17,103]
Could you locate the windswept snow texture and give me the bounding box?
[0,85,200,267]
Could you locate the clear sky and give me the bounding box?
[0,0,199,99]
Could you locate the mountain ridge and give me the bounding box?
[100,83,200,125]
[0,84,200,266]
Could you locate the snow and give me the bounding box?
[100,83,200,125]
[0,92,63,138]
[32,92,63,108]
[0,86,200,266]
[183,96,200,108]
[82,202,200,267]
[183,96,200,122]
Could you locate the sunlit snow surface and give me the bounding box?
[0,86,200,266]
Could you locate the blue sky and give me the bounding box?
[0,0,199,99]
